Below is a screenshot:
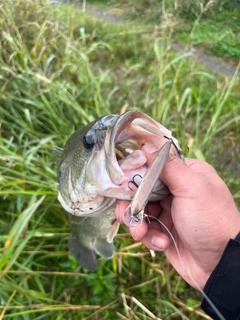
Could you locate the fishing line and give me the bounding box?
[141,213,226,320]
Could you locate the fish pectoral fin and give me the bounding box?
[68,214,87,225]
[68,232,98,272]
[106,220,120,243]
[94,238,114,259]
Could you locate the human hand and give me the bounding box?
[115,153,240,290]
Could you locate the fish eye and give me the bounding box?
[83,135,94,150]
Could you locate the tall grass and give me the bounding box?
[0,0,239,319]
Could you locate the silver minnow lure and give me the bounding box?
[54,111,184,271]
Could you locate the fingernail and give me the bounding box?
[151,237,166,249]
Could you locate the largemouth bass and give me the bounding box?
[55,111,183,271]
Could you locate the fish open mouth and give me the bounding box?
[56,111,183,217]
[103,111,183,200]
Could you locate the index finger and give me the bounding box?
[115,199,149,240]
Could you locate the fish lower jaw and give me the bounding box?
[58,193,116,217]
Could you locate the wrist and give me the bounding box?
[201,232,240,319]
[201,226,240,289]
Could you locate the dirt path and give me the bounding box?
[82,2,239,76]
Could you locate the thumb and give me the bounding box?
[160,155,198,192]
[145,152,204,195]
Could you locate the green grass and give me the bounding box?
[0,0,239,319]
[89,0,240,59]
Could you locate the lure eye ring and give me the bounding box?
[83,135,94,150]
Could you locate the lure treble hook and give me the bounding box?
[164,135,184,159]
[127,174,143,191]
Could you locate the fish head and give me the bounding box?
[55,111,183,217]
[55,114,119,216]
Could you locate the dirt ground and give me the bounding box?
[75,1,239,76]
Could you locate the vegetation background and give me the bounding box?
[0,0,239,319]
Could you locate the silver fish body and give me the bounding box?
[55,111,183,271]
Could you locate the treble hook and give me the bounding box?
[164,135,184,159]
[127,174,143,191]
